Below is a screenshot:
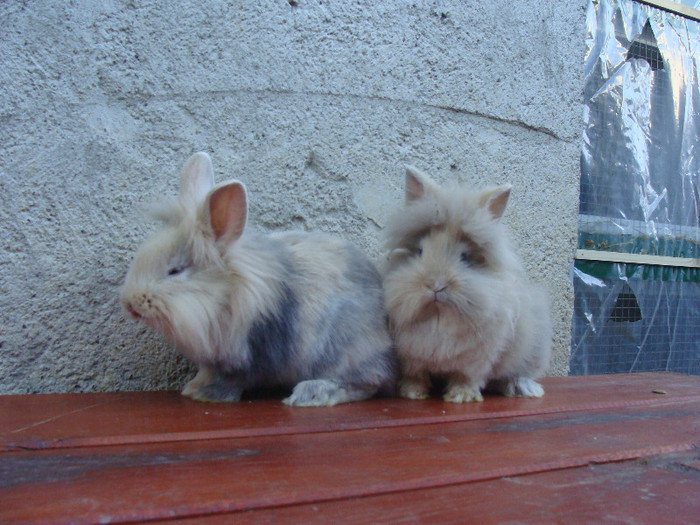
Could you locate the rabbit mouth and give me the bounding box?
[414,295,451,322]
[125,300,171,333]
[433,287,449,303]
[126,303,142,320]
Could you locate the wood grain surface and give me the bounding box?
[1,372,698,524]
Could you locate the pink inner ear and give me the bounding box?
[486,187,511,219]
[208,183,247,245]
[406,173,425,202]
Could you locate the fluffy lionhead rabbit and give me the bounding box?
[383,166,551,403]
[120,152,395,406]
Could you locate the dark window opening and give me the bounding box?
[608,284,643,323]
[626,21,665,71]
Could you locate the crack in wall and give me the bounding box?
[63,87,572,143]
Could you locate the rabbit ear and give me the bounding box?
[180,152,215,205]
[479,184,512,219]
[405,165,436,202]
[205,181,248,247]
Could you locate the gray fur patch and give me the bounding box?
[343,344,397,395]
[246,281,300,384]
[344,243,384,291]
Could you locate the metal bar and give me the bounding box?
[636,0,700,21]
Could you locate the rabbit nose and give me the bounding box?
[431,280,447,293]
[428,281,448,302]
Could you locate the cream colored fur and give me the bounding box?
[120,152,395,406]
[383,166,551,403]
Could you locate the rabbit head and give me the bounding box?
[119,152,249,363]
[383,166,521,331]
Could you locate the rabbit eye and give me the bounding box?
[415,248,423,257]
[461,250,487,267]
[167,266,185,276]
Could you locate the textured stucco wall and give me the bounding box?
[0,1,585,394]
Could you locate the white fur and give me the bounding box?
[383,167,551,403]
[120,152,395,405]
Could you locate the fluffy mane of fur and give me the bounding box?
[382,167,551,404]
[120,152,395,407]
[384,181,522,275]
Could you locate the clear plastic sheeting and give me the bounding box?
[572,0,700,376]
[579,0,699,257]
[571,262,700,375]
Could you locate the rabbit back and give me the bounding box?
[230,231,394,393]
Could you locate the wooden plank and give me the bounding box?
[2,372,696,451]
[173,450,700,524]
[1,399,698,524]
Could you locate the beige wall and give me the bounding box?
[0,1,585,393]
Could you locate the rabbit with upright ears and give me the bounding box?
[383,166,551,403]
[120,152,396,406]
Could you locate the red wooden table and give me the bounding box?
[1,372,699,524]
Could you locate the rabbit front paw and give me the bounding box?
[182,367,215,398]
[399,378,430,400]
[444,383,483,403]
[183,370,244,403]
[501,377,544,398]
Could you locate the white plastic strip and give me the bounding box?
[576,249,700,268]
